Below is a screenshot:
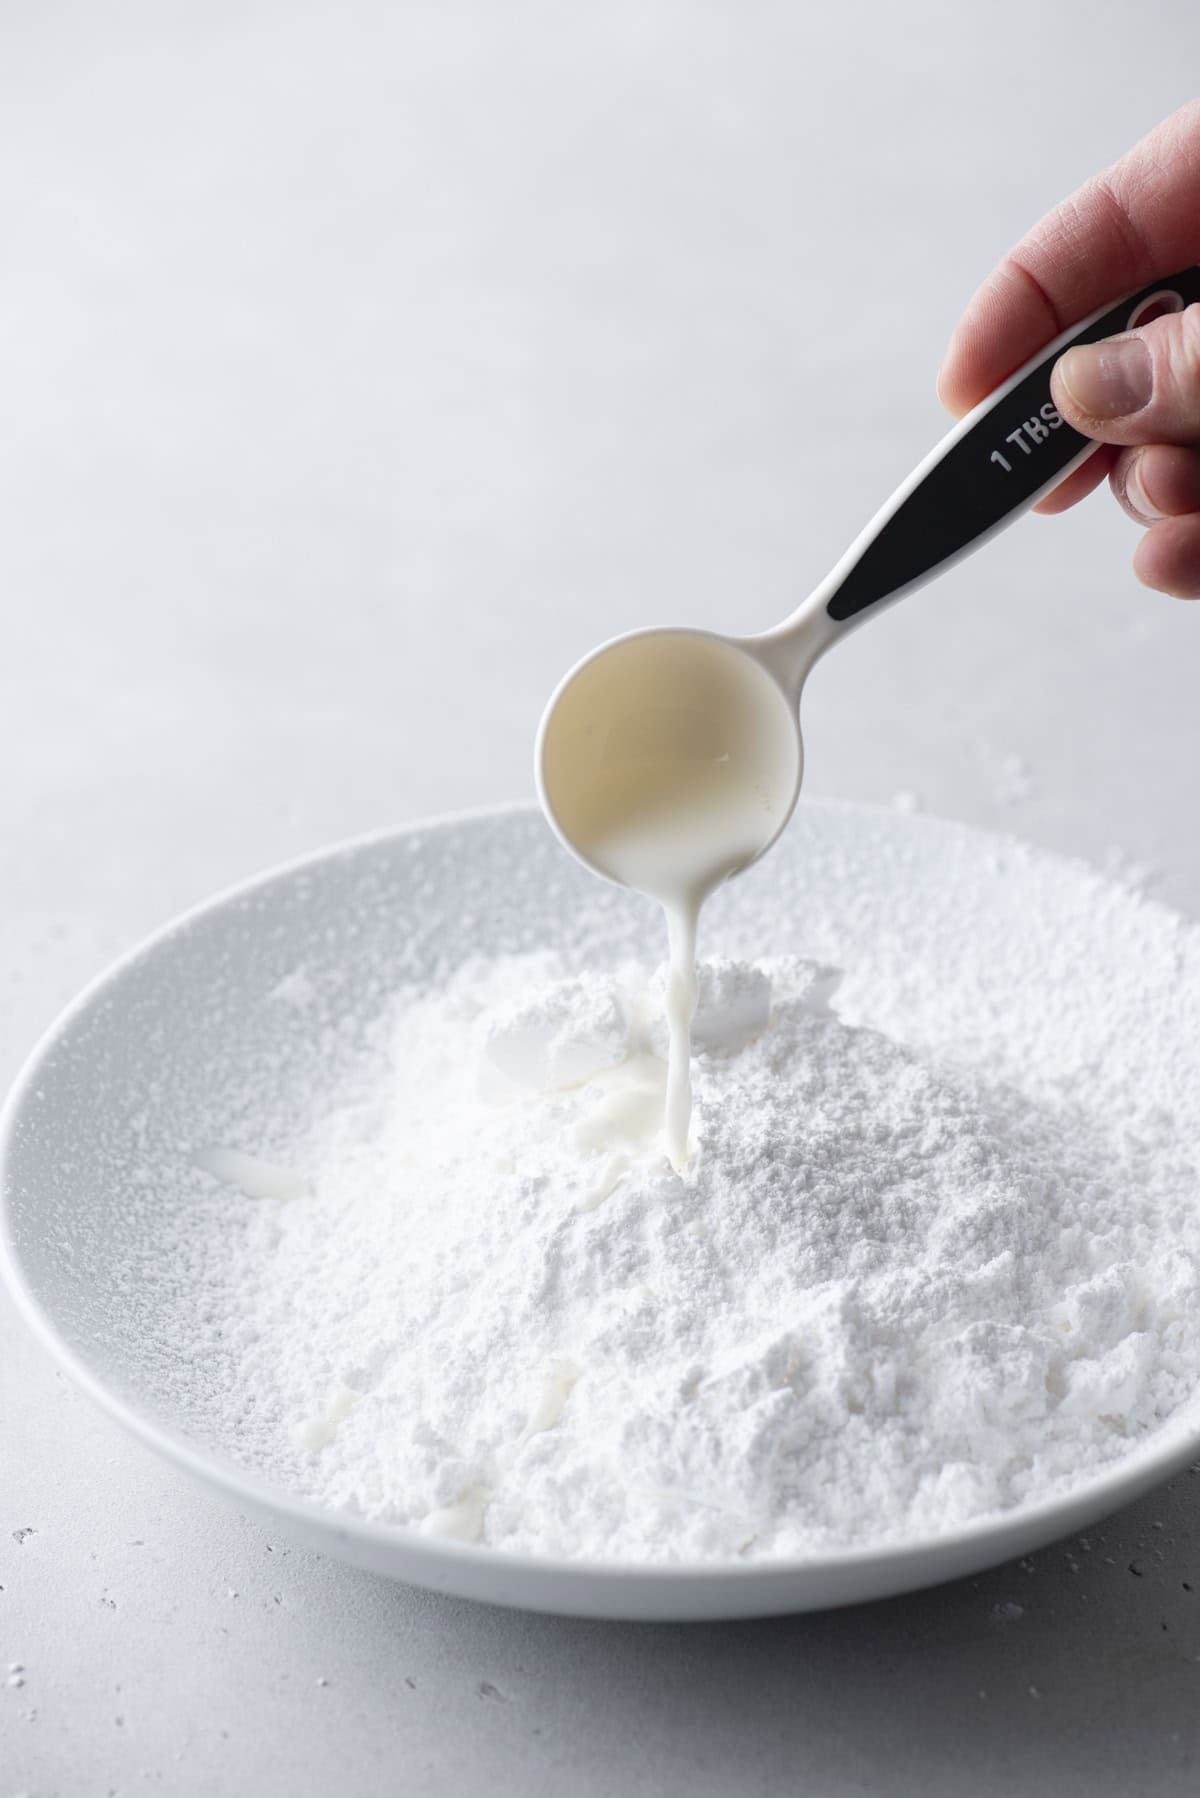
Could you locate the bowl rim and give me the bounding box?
[3,798,1199,1609]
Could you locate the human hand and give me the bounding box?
[938,101,1200,598]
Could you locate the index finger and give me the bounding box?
[938,100,1200,418]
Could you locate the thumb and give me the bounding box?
[1051,303,1200,446]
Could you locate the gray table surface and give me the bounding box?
[4,3,1200,1792]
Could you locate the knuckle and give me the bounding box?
[1179,300,1200,361]
[1144,304,1200,415]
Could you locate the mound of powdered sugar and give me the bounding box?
[202,947,1200,1563]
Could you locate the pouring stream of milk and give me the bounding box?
[562,757,780,1172]
[538,631,799,1172]
[663,901,700,1171]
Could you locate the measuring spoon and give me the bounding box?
[536,268,1200,1175]
[537,268,1200,895]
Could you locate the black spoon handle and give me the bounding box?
[820,267,1200,627]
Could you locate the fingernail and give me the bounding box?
[1057,337,1152,419]
[1122,451,1165,522]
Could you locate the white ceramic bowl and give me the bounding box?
[4,801,1200,1621]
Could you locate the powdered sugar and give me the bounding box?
[480,972,629,1093]
[202,926,1200,1564]
[31,804,1191,1572]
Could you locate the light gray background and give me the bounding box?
[3,3,1200,1792]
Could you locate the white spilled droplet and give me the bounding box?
[421,1486,487,1542]
[197,1145,311,1202]
[522,1358,580,1440]
[290,1385,359,1453]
